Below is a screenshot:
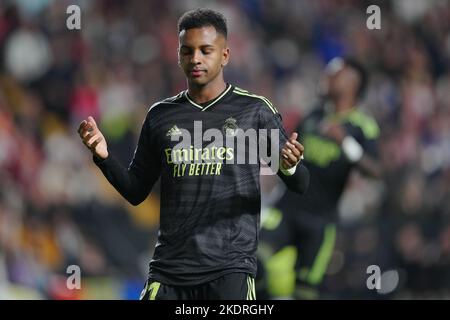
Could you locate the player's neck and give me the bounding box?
[187,78,227,104]
[333,95,356,114]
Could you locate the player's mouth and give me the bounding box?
[190,69,206,77]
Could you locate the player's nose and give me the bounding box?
[190,50,202,64]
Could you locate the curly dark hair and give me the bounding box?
[344,58,368,99]
[178,8,228,39]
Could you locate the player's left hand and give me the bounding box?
[281,132,304,169]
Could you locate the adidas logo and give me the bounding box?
[166,125,182,137]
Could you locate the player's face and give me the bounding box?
[178,26,229,87]
[327,68,347,98]
[329,67,360,100]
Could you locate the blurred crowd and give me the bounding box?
[0,0,450,299]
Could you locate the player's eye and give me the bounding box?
[180,48,192,55]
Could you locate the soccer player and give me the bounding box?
[77,9,309,300]
[258,57,382,299]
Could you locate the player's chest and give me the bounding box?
[301,118,357,168]
[155,106,259,148]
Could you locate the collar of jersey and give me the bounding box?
[325,105,358,122]
[184,84,232,111]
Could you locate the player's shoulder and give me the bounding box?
[346,108,380,140]
[147,91,185,114]
[231,86,278,114]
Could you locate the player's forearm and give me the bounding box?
[278,163,310,194]
[355,155,383,179]
[93,154,153,206]
[340,136,383,179]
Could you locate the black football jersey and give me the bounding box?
[94,84,309,285]
[282,106,380,220]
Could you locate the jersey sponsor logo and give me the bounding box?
[165,146,234,164]
[164,120,281,177]
[165,146,233,178]
[173,162,223,177]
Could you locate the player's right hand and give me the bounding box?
[78,116,109,160]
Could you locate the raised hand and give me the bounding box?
[281,132,304,170]
[320,121,346,144]
[78,116,109,160]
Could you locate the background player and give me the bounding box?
[258,57,383,299]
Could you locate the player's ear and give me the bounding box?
[177,47,181,67]
[221,47,230,67]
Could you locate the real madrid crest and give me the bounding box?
[223,117,238,137]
